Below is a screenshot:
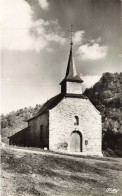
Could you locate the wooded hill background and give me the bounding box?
[1,72,122,156]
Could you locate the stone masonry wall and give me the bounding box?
[49,97,102,156]
[28,112,49,148]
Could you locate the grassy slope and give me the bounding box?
[1,147,122,196]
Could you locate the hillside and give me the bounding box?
[1,104,42,143]
[1,146,122,196]
[84,72,122,156]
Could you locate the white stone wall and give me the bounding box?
[66,82,83,94]
[49,97,102,156]
[28,112,49,147]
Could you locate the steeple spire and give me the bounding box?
[60,25,83,95]
[65,47,77,78]
[61,25,83,84]
[65,25,77,78]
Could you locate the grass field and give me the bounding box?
[1,146,122,196]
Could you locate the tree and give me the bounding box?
[1,118,8,128]
[7,114,15,127]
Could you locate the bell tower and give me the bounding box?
[60,25,83,95]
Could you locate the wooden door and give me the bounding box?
[70,132,81,152]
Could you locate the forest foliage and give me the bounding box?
[1,104,42,143]
[1,104,42,129]
[84,72,122,156]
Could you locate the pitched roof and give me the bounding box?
[27,93,64,121]
[8,127,29,138]
[27,93,87,122]
[36,93,64,116]
[60,48,83,84]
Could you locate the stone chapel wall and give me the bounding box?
[49,97,102,156]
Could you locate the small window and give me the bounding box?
[74,116,79,125]
[85,140,88,145]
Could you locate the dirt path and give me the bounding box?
[1,142,119,164]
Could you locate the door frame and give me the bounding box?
[70,131,82,152]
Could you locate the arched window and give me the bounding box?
[85,140,88,145]
[74,116,79,125]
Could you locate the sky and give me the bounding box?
[1,0,122,114]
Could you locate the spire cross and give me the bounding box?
[68,25,75,48]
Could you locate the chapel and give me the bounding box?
[9,37,103,156]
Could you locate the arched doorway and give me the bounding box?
[70,131,82,152]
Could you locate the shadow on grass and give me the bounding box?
[17,186,47,196]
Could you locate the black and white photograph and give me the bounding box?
[1,0,122,195]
